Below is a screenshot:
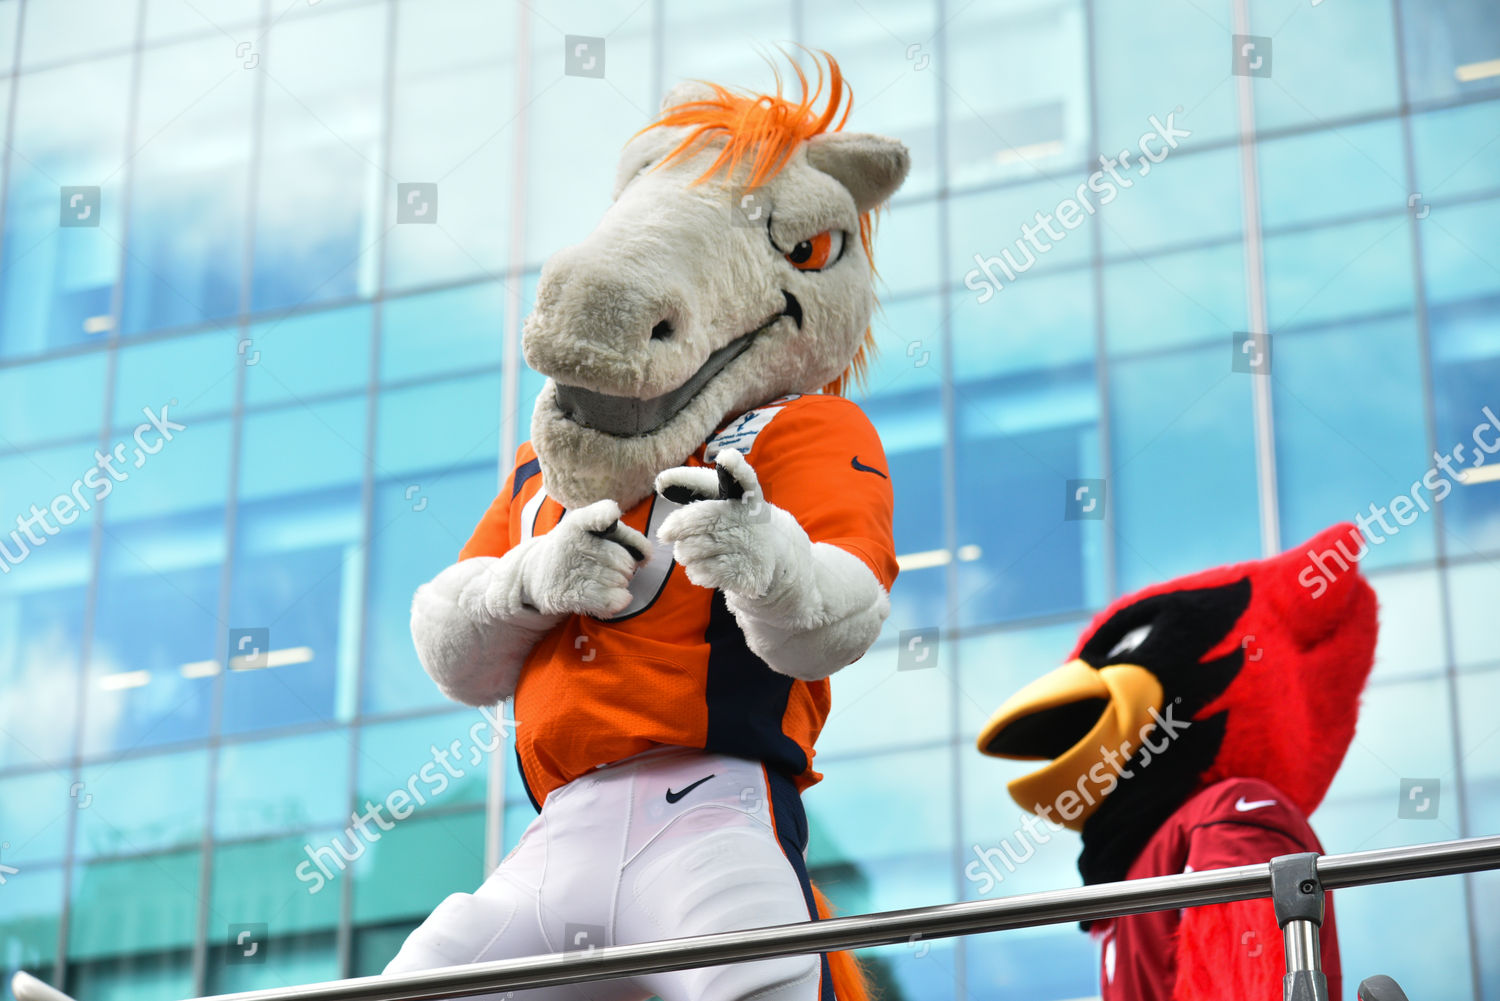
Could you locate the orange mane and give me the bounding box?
[639,50,879,397]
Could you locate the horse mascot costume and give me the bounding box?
[976,523,1378,1001]
[389,53,908,1001]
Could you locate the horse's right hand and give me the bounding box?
[510,499,651,619]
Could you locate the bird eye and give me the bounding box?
[1107,624,1152,660]
[785,230,844,271]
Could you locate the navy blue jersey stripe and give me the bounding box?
[510,457,542,500]
[514,749,543,813]
[765,767,834,999]
[703,591,808,779]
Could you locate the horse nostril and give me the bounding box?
[650,320,674,341]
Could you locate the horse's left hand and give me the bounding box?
[654,449,796,599]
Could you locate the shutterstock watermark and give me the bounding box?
[964,701,1192,894]
[0,403,185,574]
[963,110,1192,303]
[294,706,519,894]
[1299,405,1500,598]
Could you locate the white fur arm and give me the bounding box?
[411,549,562,706]
[656,450,889,681]
[410,499,651,706]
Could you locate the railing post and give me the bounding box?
[1271,852,1330,1001]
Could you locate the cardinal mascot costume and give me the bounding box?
[977,522,1378,1001]
[385,53,905,1001]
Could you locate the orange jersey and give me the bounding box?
[460,394,898,807]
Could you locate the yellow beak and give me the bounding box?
[976,658,1164,830]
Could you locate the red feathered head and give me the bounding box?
[977,523,1378,881]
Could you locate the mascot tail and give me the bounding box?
[811,883,874,1001]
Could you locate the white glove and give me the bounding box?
[411,499,650,706]
[655,449,889,681]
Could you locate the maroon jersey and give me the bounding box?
[1095,776,1341,1001]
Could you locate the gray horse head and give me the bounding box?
[523,55,910,509]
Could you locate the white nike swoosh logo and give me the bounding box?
[1235,797,1277,812]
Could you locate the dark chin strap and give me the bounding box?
[1075,713,1227,926]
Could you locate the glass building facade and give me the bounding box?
[0,1,1496,1000]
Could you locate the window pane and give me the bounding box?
[1426,213,1500,556]
[873,199,941,297]
[352,924,416,978]
[225,401,366,735]
[18,0,138,68]
[111,332,237,433]
[99,412,228,519]
[143,0,258,46]
[0,863,62,982]
[0,353,108,450]
[955,363,1103,625]
[1316,678,1458,850]
[1367,567,1447,681]
[950,178,1092,294]
[820,863,958,1001]
[1257,119,1407,231]
[502,801,535,857]
[67,951,194,1001]
[350,809,485,925]
[953,268,1095,379]
[0,57,132,358]
[953,617,1092,737]
[121,34,255,336]
[210,835,344,940]
[0,443,91,770]
[0,2,19,75]
[74,750,208,859]
[251,5,387,312]
[355,711,493,813]
[806,749,953,913]
[363,467,497,716]
[374,373,502,481]
[820,637,954,759]
[1102,242,1248,355]
[660,1,793,105]
[1448,561,1500,671]
[967,925,1096,1001]
[379,282,507,384]
[85,417,228,756]
[0,584,84,771]
[801,0,940,198]
[244,304,372,409]
[1457,668,1500,833]
[1097,146,1242,259]
[1398,0,1500,104]
[383,0,514,291]
[945,1,1088,189]
[1272,315,1435,570]
[0,772,71,866]
[1248,0,1400,130]
[1094,0,1236,152]
[216,730,353,840]
[1411,101,1500,202]
[205,931,338,996]
[69,850,202,960]
[1109,344,1261,592]
[1264,217,1415,332]
[520,7,651,269]
[1420,198,1500,311]
[862,295,946,636]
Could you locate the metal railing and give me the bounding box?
[18,834,1500,1001]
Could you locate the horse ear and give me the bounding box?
[805,132,910,213]
[660,79,717,112]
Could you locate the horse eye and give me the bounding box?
[784,230,843,271]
